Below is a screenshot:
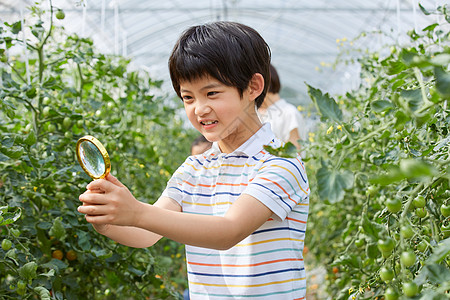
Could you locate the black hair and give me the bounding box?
[268,64,281,94]
[169,21,271,109]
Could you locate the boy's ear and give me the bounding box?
[247,73,265,101]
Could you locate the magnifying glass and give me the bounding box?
[76,135,111,179]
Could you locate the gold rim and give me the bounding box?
[76,135,111,179]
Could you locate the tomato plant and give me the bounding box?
[1,2,195,299]
[304,5,450,299]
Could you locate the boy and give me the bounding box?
[78,21,310,299]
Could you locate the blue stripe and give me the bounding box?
[264,157,307,183]
[253,227,305,235]
[190,286,306,298]
[186,247,298,257]
[252,183,292,210]
[168,187,241,197]
[188,267,304,278]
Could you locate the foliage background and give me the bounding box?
[303,4,450,300]
[0,3,195,299]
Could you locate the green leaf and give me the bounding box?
[400,89,422,112]
[11,21,22,34]
[434,66,450,97]
[49,217,66,241]
[419,3,431,15]
[370,100,394,112]
[429,54,450,67]
[306,83,343,123]
[366,242,380,259]
[263,142,297,158]
[316,163,354,203]
[415,264,450,286]
[425,237,450,264]
[77,230,91,251]
[386,60,406,75]
[23,130,36,146]
[362,215,384,240]
[399,159,438,179]
[0,207,22,225]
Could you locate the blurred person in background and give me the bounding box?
[190,135,212,155]
[257,64,306,149]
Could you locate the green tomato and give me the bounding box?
[47,123,57,132]
[42,106,51,117]
[64,131,73,139]
[377,237,395,253]
[415,208,427,218]
[17,280,26,290]
[10,228,20,237]
[42,97,51,105]
[380,266,394,282]
[400,250,416,267]
[385,287,399,300]
[2,239,12,251]
[416,240,428,253]
[441,204,450,217]
[441,223,450,238]
[381,250,392,258]
[413,195,426,208]
[56,9,65,20]
[366,185,377,197]
[355,238,365,247]
[63,117,72,129]
[400,225,414,239]
[386,198,402,213]
[402,281,418,297]
[76,119,84,128]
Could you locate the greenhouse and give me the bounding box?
[1,0,449,299]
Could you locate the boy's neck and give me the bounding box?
[218,109,262,154]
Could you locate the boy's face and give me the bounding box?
[180,75,262,153]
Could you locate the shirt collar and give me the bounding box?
[208,123,276,157]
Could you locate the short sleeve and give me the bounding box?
[242,155,309,221]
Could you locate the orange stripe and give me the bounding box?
[188,257,302,268]
[286,217,307,224]
[296,157,305,171]
[260,177,297,204]
[179,180,248,188]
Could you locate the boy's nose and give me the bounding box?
[195,101,211,116]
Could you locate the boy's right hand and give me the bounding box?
[78,173,145,228]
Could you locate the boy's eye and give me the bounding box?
[207,91,218,96]
[182,95,193,102]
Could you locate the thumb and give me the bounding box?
[105,173,125,187]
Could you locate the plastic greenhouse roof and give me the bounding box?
[2,0,449,106]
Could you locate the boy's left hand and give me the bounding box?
[78,173,144,227]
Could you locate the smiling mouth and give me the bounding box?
[200,120,218,125]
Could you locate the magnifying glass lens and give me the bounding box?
[79,141,106,178]
[76,135,110,179]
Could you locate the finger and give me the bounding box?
[79,192,109,205]
[86,178,117,193]
[84,214,110,224]
[77,204,106,216]
[105,173,126,187]
[83,188,105,195]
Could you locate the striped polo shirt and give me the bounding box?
[162,123,310,299]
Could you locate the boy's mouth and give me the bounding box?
[200,120,218,125]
